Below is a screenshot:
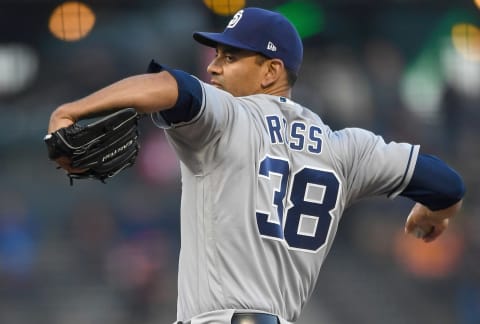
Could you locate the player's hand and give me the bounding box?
[47,106,85,174]
[48,105,76,133]
[404,201,462,243]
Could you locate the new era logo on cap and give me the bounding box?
[267,41,277,52]
[193,7,303,74]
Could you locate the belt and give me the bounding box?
[182,312,280,324]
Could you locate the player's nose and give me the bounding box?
[207,57,222,75]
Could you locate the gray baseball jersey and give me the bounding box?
[152,79,419,322]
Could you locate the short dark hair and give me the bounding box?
[285,69,298,87]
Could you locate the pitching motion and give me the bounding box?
[44,108,140,184]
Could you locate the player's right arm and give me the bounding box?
[403,200,462,242]
[330,127,465,242]
[400,154,465,242]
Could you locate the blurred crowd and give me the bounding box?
[0,1,478,323]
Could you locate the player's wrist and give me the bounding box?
[48,115,75,134]
[429,199,463,221]
[51,103,77,123]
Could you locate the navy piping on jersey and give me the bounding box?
[387,145,415,198]
[147,60,203,126]
[400,153,465,210]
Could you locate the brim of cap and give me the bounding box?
[193,31,259,53]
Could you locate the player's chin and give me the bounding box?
[210,80,223,89]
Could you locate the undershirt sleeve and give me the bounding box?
[400,154,465,210]
[146,60,203,128]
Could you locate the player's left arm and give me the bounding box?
[48,63,181,135]
[400,154,465,242]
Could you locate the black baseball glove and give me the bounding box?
[44,108,141,185]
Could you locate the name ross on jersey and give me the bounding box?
[265,115,322,154]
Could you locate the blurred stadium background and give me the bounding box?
[0,0,479,323]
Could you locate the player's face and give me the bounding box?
[207,45,269,97]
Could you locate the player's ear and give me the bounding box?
[261,59,284,88]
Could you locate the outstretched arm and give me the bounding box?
[401,154,465,242]
[47,70,179,173]
[48,71,179,134]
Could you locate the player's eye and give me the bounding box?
[224,54,235,62]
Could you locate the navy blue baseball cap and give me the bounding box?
[193,7,303,74]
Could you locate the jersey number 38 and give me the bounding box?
[256,156,340,253]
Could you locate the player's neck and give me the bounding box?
[262,84,292,98]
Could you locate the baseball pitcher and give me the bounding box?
[46,7,465,324]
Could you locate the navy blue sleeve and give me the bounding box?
[400,154,465,210]
[146,60,203,125]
